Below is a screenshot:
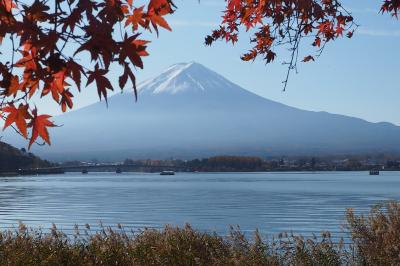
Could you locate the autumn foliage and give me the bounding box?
[0,0,398,148]
[0,0,174,148]
[206,0,356,90]
[207,0,400,89]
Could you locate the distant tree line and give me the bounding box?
[59,154,400,172]
[0,142,53,172]
[123,154,400,172]
[121,156,264,172]
[184,156,264,172]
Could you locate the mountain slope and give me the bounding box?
[4,62,400,161]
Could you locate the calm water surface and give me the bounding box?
[0,171,399,238]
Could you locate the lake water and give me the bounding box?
[0,171,399,240]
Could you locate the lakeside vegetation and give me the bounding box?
[125,155,400,172]
[61,154,400,173]
[0,202,399,265]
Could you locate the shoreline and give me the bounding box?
[1,169,399,177]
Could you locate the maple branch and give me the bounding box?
[282,19,302,91]
[10,36,15,69]
[52,0,60,56]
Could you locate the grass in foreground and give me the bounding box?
[0,202,399,265]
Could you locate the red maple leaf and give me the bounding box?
[2,103,30,138]
[28,109,55,148]
[86,64,113,103]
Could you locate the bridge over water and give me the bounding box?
[17,164,188,175]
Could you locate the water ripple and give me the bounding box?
[0,171,399,241]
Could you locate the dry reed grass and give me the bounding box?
[0,202,398,265]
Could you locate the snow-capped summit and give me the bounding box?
[138,62,237,95]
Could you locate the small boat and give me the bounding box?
[369,170,380,175]
[82,169,88,174]
[116,168,122,174]
[160,170,175,176]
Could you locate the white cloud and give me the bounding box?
[357,28,400,37]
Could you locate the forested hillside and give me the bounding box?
[0,142,53,172]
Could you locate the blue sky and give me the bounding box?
[40,0,400,125]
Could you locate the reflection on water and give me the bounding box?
[0,171,399,239]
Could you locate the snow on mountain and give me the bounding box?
[3,62,400,161]
[139,62,233,95]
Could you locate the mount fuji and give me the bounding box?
[4,62,400,161]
